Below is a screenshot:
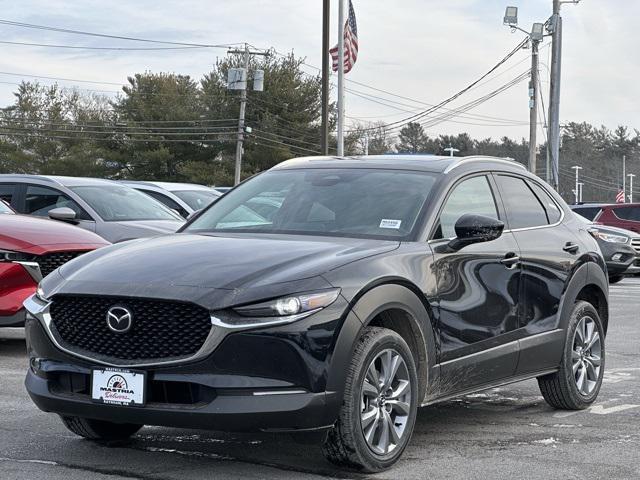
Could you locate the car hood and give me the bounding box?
[0,214,109,255]
[104,219,185,242]
[49,233,399,308]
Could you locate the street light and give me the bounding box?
[531,22,545,41]
[504,6,518,26]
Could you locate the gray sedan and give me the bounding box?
[0,175,185,243]
[119,181,220,218]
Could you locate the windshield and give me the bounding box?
[71,185,184,222]
[174,190,220,211]
[186,169,437,239]
[0,200,13,214]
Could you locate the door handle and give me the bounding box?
[563,242,580,254]
[501,253,520,268]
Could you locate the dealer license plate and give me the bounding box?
[91,368,146,406]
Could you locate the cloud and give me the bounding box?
[0,0,636,140]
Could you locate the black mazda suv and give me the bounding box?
[24,155,608,472]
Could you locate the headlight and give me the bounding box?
[596,232,629,244]
[233,289,341,318]
[35,284,49,302]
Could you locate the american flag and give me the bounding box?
[330,0,359,74]
[616,187,626,203]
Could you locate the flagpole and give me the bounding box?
[337,0,345,156]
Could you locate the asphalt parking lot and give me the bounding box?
[1,280,639,480]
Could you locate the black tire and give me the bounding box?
[60,416,143,441]
[608,275,624,284]
[538,301,605,410]
[323,327,419,472]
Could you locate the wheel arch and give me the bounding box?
[558,262,609,335]
[327,280,438,404]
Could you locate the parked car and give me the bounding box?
[593,203,640,234]
[25,155,608,472]
[571,203,610,221]
[573,213,640,283]
[119,181,221,219]
[0,199,15,214]
[1,214,108,327]
[0,175,185,243]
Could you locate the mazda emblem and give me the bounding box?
[106,306,133,333]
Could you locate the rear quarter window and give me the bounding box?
[612,207,640,221]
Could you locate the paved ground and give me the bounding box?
[1,279,639,480]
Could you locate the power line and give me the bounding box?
[0,70,123,86]
[0,40,210,51]
[0,19,241,49]
[344,37,530,134]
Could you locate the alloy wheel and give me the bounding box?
[360,348,412,455]
[572,316,602,396]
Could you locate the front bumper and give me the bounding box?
[601,242,638,276]
[25,368,335,432]
[23,296,357,432]
[0,309,26,327]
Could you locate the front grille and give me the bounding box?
[37,251,83,277]
[631,238,640,254]
[49,296,212,362]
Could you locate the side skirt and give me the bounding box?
[421,368,558,407]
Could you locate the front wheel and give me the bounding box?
[538,301,605,410]
[323,327,418,472]
[61,416,143,441]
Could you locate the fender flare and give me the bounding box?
[557,262,609,333]
[326,283,438,404]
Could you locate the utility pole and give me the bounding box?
[337,0,345,156]
[628,174,636,203]
[578,182,584,203]
[529,40,540,174]
[228,44,269,185]
[444,145,460,157]
[548,0,562,191]
[623,155,626,201]
[548,0,581,191]
[503,9,544,176]
[321,0,330,155]
[571,165,582,204]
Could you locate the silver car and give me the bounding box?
[0,175,185,243]
[119,181,221,218]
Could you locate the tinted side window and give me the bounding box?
[529,181,562,224]
[496,175,548,229]
[613,207,640,221]
[434,176,499,240]
[25,185,91,220]
[0,184,15,205]
[574,207,601,221]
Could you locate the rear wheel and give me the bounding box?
[538,301,605,410]
[61,416,143,441]
[323,327,418,472]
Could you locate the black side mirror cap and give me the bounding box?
[447,214,505,251]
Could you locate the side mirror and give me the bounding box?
[448,214,504,251]
[48,207,78,223]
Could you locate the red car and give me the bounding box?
[595,203,640,234]
[1,204,109,326]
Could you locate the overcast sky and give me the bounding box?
[1,0,637,141]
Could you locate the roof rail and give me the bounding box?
[443,156,527,174]
[0,174,60,184]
